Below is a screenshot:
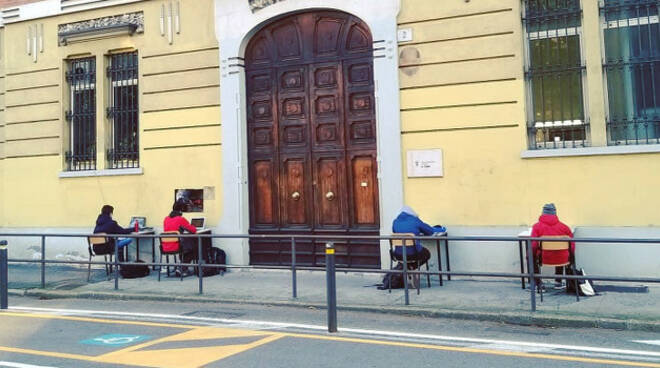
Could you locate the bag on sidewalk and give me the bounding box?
[198,247,226,277]
[120,260,150,279]
[377,263,405,290]
[566,267,596,296]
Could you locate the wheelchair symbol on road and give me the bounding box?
[80,334,151,346]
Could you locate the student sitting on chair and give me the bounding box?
[531,203,575,290]
[163,199,197,276]
[392,206,446,267]
[93,205,133,261]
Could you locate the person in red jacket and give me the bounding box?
[163,199,197,276]
[531,203,575,290]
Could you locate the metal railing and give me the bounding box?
[1,233,660,332]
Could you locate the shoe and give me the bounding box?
[527,283,546,293]
[554,281,566,290]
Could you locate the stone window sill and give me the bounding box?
[521,144,660,159]
[59,168,143,178]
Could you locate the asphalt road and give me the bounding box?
[0,296,659,368]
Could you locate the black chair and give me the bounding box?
[87,233,114,282]
[388,233,430,294]
[158,231,184,281]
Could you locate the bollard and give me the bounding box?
[325,242,337,333]
[198,237,203,295]
[291,237,297,299]
[40,236,45,289]
[526,238,536,312]
[1,240,8,309]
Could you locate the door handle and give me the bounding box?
[325,191,335,201]
[291,191,301,200]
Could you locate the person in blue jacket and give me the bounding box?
[392,206,446,267]
[93,205,133,260]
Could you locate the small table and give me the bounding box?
[517,229,532,289]
[432,232,449,285]
[131,229,156,269]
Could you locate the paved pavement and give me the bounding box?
[6,264,660,332]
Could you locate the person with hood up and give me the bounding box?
[391,206,446,267]
[93,205,133,261]
[531,203,575,290]
[163,199,197,276]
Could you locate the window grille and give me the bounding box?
[602,0,660,145]
[65,57,96,171]
[107,51,139,169]
[524,0,588,149]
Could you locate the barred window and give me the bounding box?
[602,0,660,145]
[524,0,587,149]
[107,51,139,169]
[65,57,96,171]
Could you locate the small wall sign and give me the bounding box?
[407,149,443,177]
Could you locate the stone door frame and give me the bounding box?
[214,0,402,266]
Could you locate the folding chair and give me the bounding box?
[538,235,579,302]
[158,231,184,281]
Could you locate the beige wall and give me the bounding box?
[0,0,223,228]
[397,0,660,227]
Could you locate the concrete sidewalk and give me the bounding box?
[7,264,660,331]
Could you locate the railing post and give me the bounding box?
[198,237,203,295]
[291,237,297,299]
[113,236,119,291]
[1,240,8,309]
[402,236,410,306]
[325,241,337,333]
[40,235,46,289]
[526,238,536,312]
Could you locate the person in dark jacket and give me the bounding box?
[531,203,575,290]
[163,199,197,276]
[391,206,446,267]
[93,205,133,261]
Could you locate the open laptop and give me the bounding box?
[190,217,206,230]
[129,216,152,231]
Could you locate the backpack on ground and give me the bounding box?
[197,247,226,277]
[566,267,596,296]
[377,263,405,290]
[120,260,150,279]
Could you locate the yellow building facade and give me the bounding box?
[0,0,658,274]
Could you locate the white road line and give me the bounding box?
[0,362,59,368]
[7,306,660,359]
[635,341,660,347]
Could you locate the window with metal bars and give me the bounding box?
[524,0,588,149]
[65,57,96,171]
[602,0,660,145]
[107,51,139,169]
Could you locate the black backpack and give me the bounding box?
[377,263,405,290]
[198,247,227,277]
[120,260,150,279]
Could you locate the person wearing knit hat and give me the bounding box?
[391,206,446,270]
[531,203,575,291]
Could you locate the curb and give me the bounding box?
[9,288,660,332]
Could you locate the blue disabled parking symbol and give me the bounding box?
[80,334,151,346]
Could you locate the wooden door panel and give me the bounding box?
[278,66,309,151]
[279,153,312,229]
[313,153,347,229]
[349,153,379,228]
[310,62,344,150]
[249,156,279,228]
[343,58,376,149]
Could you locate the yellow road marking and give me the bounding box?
[281,332,660,368]
[1,312,659,367]
[0,311,193,329]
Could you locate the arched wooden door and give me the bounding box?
[245,10,380,268]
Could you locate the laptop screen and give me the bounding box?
[190,218,205,228]
[129,216,146,228]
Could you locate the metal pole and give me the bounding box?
[526,238,536,312]
[113,236,119,291]
[325,242,337,333]
[40,235,46,289]
[402,237,409,306]
[1,240,8,309]
[291,237,297,299]
[198,237,203,295]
